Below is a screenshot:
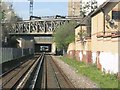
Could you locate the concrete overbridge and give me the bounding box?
[8,17,81,54]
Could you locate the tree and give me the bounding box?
[7,36,19,48]
[1,1,22,48]
[78,30,87,42]
[53,21,77,54]
[0,10,6,21]
[80,0,98,17]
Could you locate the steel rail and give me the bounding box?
[0,57,33,77]
[47,55,61,88]
[50,55,75,88]
[1,55,40,89]
[30,53,44,89]
[1,60,32,88]
[16,54,42,89]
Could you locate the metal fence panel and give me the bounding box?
[22,48,29,56]
[0,48,34,64]
[1,48,13,63]
[0,48,2,64]
[12,48,22,59]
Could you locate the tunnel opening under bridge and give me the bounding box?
[35,44,52,53]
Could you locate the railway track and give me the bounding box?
[44,55,75,89]
[1,54,75,89]
[0,54,41,89]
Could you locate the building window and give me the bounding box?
[112,11,120,20]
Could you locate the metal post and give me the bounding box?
[28,0,33,18]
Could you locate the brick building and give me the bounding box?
[67,0,120,75]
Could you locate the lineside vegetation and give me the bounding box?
[53,21,77,54]
[60,56,119,88]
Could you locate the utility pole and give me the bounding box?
[28,0,33,17]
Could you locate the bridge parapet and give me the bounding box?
[8,18,81,35]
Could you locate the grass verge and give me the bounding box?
[60,56,119,89]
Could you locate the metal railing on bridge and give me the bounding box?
[6,17,81,35]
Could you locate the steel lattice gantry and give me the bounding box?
[8,18,80,35]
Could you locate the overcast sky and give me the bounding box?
[4,0,107,20]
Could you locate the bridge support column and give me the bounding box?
[51,42,56,54]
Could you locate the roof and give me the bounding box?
[91,0,120,17]
[75,21,87,29]
[75,14,91,29]
[75,0,120,29]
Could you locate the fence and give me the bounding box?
[0,48,34,64]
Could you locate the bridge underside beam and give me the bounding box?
[35,43,56,54]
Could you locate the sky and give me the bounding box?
[4,0,107,20]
